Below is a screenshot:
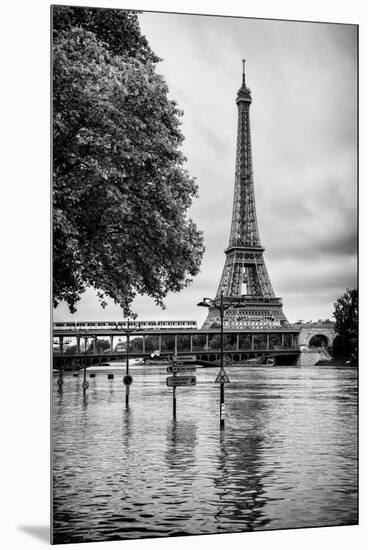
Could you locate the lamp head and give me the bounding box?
[197,297,213,308]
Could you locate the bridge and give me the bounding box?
[52,324,335,368]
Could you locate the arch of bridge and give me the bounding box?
[298,326,334,348]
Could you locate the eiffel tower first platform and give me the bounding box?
[203,61,288,330]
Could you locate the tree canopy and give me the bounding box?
[53,6,204,315]
[332,288,358,359]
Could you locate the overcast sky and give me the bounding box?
[53,11,357,325]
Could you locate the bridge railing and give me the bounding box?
[53,329,302,358]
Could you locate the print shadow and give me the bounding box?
[18,525,50,543]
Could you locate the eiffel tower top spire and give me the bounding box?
[237,59,252,104]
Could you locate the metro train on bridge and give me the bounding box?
[53,320,198,331]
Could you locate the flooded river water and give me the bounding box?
[52,365,358,544]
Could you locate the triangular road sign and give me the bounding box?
[215,368,230,383]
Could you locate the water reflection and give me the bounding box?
[217,441,266,531]
[121,407,132,457]
[162,420,199,534]
[165,420,198,472]
[213,373,272,532]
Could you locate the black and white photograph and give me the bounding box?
[49,4,359,545]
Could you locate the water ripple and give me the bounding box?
[52,365,357,543]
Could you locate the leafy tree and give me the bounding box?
[64,344,77,356]
[209,334,221,349]
[53,6,204,314]
[129,336,144,352]
[332,288,358,359]
[87,339,111,353]
[52,6,159,62]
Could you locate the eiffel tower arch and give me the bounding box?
[203,61,288,330]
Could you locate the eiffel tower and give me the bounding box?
[203,61,288,329]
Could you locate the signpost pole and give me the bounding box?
[220,291,225,431]
[166,363,197,420]
[57,336,64,391]
[83,335,89,394]
[83,359,87,391]
[125,385,130,408]
[173,384,176,420]
[172,368,177,419]
[125,320,130,409]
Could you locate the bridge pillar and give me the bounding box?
[110,335,114,353]
[190,334,193,353]
[281,333,284,348]
[158,334,162,353]
[236,333,240,351]
[93,336,97,354]
[251,334,254,350]
[266,334,270,350]
[76,336,80,354]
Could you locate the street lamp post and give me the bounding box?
[57,336,64,391]
[197,291,234,430]
[82,334,89,394]
[219,292,225,430]
[56,337,71,391]
[125,320,131,408]
[119,319,140,409]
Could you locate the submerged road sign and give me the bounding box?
[166,375,196,387]
[215,368,230,384]
[172,355,197,362]
[123,374,133,386]
[167,365,197,374]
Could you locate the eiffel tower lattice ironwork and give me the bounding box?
[203,61,288,329]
